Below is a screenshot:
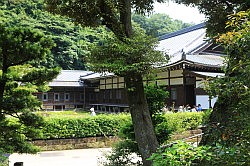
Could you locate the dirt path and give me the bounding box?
[8,148,111,166]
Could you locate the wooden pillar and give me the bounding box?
[73,92,76,109]
[53,92,55,111]
[84,86,86,108]
[209,98,212,108]
[168,69,171,105]
[183,64,187,106]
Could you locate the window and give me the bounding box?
[43,93,48,101]
[103,91,109,100]
[171,88,177,100]
[80,93,85,101]
[116,90,122,99]
[64,93,70,101]
[54,93,60,101]
[110,91,113,99]
[89,93,96,101]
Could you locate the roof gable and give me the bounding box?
[159,23,206,41]
[157,23,207,56]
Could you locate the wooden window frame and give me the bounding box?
[54,93,60,101]
[64,93,70,101]
[43,93,48,101]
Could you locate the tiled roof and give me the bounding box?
[49,70,93,87]
[157,23,208,56]
[185,54,224,67]
[191,71,224,78]
[49,81,82,87]
[80,72,114,80]
[157,22,226,68]
[163,53,224,68]
[159,23,206,41]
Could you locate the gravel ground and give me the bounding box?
[8,148,111,166]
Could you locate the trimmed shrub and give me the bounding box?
[38,113,130,140]
[153,114,173,144]
[163,112,204,133]
[144,85,169,116]
[33,112,204,140]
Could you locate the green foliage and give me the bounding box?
[118,121,136,140]
[101,121,142,166]
[45,0,168,164]
[150,9,250,166]
[5,0,189,70]
[102,112,205,165]
[0,0,104,70]
[163,112,204,132]
[38,114,130,139]
[201,10,250,146]
[144,85,169,116]
[36,110,90,118]
[101,139,142,166]
[0,161,7,166]
[45,0,168,33]
[0,149,8,166]
[100,120,142,166]
[148,141,212,166]
[205,142,250,166]
[152,114,173,144]
[0,159,8,166]
[0,7,59,154]
[132,13,193,37]
[149,141,250,166]
[88,28,166,76]
[200,108,212,125]
[45,0,167,75]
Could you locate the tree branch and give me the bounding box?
[98,0,125,39]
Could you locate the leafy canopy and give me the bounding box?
[0,0,105,70]
[0,9,60,153]
[88,27,166,75]
[45,1,168,164]
[205,10,250,145]
[132,13,192,37]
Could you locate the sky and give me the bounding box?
[153,2,205,24]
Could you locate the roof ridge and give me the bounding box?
[158,22,206,41]
[61,70,89,72]
[80,72,96,77]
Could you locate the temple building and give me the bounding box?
[36,23,225,111]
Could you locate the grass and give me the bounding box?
[36,110,91,119]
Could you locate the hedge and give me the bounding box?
[38,114,130,140]
[34,112,205,140]
[162,112,204,132]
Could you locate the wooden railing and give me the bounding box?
[182,133,204,147]
[161,132,204,149]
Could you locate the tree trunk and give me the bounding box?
[120,1,159,164]
[119,0,132,37]
[199,101,226,145]
[200,97,239,146]
[99,1,159,164]
[0,51,8,119]
[125,73,159,166]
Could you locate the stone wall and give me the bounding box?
[32,130,202,151]
[32,136,119,151]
